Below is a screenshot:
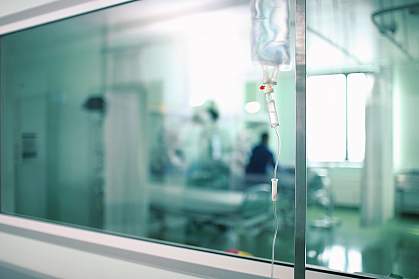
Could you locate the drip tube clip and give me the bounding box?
[271,178,278,201]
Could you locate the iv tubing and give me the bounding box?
[271,198,280,278]
[273,126,281,179]
[271,125,281,279]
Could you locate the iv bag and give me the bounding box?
[251,0,291,77]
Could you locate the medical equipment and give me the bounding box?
[251,0,291,71]
[251,0,291,277]
[149,183,272,246]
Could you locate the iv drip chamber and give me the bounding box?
[265,92,280,128]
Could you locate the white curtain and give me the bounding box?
[104,91,149,235]
[361,70,394,226]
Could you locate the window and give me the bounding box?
[307,73,369,163]
[0,0,297,270]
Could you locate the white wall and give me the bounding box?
[393,62,419,171]
[328,167,362,207]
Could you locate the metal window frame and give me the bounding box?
[294,0,307,278]
[0,0,137,35]
[0,1,380,278]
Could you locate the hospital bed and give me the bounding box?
[149,183,272,236]
[148,169,330,237]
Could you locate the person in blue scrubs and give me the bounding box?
[245,132,275,182]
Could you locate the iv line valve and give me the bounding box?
[259,83,280,128]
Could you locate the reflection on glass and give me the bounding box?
[0,0,297,265]
[307,0,419,278]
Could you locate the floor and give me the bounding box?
[149,207,419,279]
[306,208,419,279]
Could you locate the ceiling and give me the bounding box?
[307,0,419,73]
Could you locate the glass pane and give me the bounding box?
[307,74,346,162]
[307,0,419,278]
[0,0,296,267]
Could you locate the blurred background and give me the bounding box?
[0,0,419,278]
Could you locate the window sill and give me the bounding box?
[0,213,294,279]
[309,162,363,169]
[0,213,377,279]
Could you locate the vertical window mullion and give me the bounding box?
[345,74,349,162]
